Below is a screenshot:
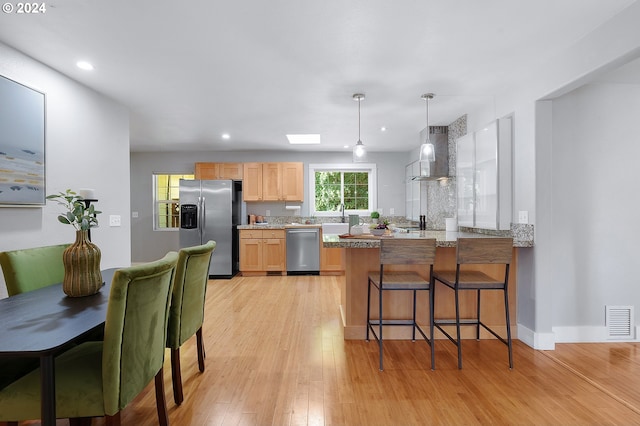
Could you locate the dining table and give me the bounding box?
[0,268,118,426]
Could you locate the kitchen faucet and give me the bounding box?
[340,203,345,223]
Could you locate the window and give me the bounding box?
[309,163,377,217]
[153,173,194,230]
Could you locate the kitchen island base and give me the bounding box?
[341,246,517,341]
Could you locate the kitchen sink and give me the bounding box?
[322,223,349,235]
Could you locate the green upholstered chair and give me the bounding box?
[0,251,179,425]
[0,244,70,400]
[0,243,70,296]
[166,240,216,405]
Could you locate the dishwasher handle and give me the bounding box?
[286,229,319,234]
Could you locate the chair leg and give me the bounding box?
[454,288,462,369]
[171,347,184,405]
[378,286,384,371]
[504,287,513,369]
[105,412,121,426]
[411,290,417,341]
[476,290,481,340]
[155,367,169,426]
[429,282,435,370]
[366,279,372,341]
[196,327,205,372]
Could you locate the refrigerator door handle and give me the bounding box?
[199,196,205,240]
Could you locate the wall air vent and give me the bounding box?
[605,305,634,340]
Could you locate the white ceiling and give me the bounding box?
[0,0,636,153]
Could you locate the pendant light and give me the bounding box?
[352,93,367,162]
[419,93,436,163]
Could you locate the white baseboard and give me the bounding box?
[517,323,555,350]
[552,325,640,343]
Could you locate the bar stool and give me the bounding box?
[432,237,513,369]
[366,238,437,371]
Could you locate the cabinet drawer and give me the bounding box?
[240,229,285,239]
[262,229,285,239]
[240,230,263,239]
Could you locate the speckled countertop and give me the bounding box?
[238,223,534,248]
[238,223,321,230]
[322,230,533,248]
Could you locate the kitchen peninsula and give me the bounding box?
[323,230,532,340]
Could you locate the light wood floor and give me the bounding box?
[30,275,640,425]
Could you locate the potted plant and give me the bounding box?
[47,189,102,297]
[370,211,380,224]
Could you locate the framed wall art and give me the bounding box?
[0,74,46,206]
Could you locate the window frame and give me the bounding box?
[152,173,194,231]
[308,163,377,217]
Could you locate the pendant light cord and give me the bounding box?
[358,96,361,142]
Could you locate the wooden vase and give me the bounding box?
[63,229,102,297]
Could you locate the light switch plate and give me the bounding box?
[389,208,395,215]
[109,215,121,227]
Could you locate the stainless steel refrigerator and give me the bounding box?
[179,179,246,278]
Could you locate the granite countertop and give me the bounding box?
[322,230,533,248]
[238,223,321,230]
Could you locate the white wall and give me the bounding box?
[130,150,408,262]
[462,2,640,348]
[549,82,640,340]
[0,42,131,298]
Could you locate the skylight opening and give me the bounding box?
[287,134,321,145]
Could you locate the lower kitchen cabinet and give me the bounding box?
[239,229,286,275]
[320,231,344,274]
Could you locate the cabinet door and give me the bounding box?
[218,163,243,180]
[474,121,498,229]
[456,133,475,227]
[243,163,263,201]
[262,163,282,201]
[239,238,262,271]
[281,162,304,201]
[263,238,285,271]
[195,163,219,180]
[321,247,344,272]
[411,161,421,221]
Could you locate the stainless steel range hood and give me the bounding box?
[411,126,449,180]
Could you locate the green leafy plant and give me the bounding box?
[46,189,101,231]
[370,211,380,219]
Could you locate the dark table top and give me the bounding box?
[0,268,117,356]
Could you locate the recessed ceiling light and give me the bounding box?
[76,61,94,71]
[343,145,350,149]
[380,126,387,132]
[221,133,230,140]
[287,134,321,145]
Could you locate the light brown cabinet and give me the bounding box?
[239,229,286,275]
[194,162,243,180]
[242,162,303,202]
[320,230,344,274]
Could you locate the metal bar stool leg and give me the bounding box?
[429,277,436,370]
[366,279,372,341]
[455,287,462,369]
[412,290,417,341]
[378,285,384,371]
[504,283,513,369]
[476,290,481,340]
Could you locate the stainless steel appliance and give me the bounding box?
[179,180,246,278]
[286,228,320,275]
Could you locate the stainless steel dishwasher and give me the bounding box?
[286,228,320,275]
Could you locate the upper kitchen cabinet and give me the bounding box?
[405,161,423,221]
[243,162,263,201]
[194,162,243,180]
[456,117,512,230]
[243,162,304,202]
